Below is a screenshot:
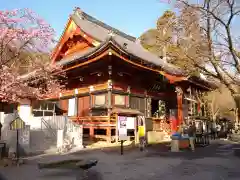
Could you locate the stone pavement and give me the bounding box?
[1,140,240,180]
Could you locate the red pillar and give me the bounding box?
[170,114,177,134]
[176,86,183,130]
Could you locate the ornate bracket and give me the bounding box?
[127,86,131,94]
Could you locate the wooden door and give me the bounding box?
[78,96,90,116]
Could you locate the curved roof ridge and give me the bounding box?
[58,35,184,76]
[73,8,136,42]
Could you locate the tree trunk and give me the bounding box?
[233,97,240,130]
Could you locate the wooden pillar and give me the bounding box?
[176,86,183,129]
[144,90,148,117]
[106,127,111,143]
[107,80,112,115]
[89,96,92,116]
[146,97,151,118]
[89,127,94,140]
[89,85,94,116]
[127,86,131,108]
[74,97,78,117]
[89,87,93,141]
[115,114,118,142]
[135,117,138,144]
[107,65,113,143]
[107,78,113,143]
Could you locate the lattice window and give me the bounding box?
[94,94,106,106]
[114,95,126,106]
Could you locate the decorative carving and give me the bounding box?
[64,38,89,56]
[107,30,115,37]
[66,40,75,48]
[175,86,183,96]
[127,86,131,93]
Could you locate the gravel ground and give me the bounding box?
[1,140,240,180]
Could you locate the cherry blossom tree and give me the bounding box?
[0,9,65,103]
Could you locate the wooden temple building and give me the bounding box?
[47,8,215,142]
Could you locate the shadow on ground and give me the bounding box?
[38,168,103,180]
[145,142,240,160]
[2,140,240,180]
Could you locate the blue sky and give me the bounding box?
[1,0,172,39]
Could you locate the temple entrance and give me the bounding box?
[151,99,159,117]
[151,98,166,118]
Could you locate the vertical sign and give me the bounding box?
[126,117,135,129]
[118,116,128,140]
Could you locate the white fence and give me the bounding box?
[30,115,67,130]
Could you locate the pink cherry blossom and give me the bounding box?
[0,9,65,103]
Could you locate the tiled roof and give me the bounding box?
[56,8,217,89]
[58,9,184,76]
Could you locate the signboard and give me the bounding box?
[126,117,135,129]
[119,116,127,128]
[10,117,25,130]
[118,116,128,141]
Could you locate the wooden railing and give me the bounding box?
[70,115,117,126]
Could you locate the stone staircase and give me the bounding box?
[30,130,57,154]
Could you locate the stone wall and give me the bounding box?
[1,113,83,155]
[1,114,61,155]
[4,126,30,156]
[57,122,83,152]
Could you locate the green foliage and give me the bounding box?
[140,9,208,76]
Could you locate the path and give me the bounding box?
[1,140,240,180]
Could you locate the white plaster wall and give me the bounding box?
[18,104,33,126]
[27,116,66,130]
